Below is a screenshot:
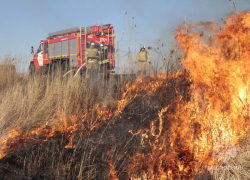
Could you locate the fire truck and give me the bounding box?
[29,24,115,76]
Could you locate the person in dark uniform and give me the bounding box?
[98,43,108,79]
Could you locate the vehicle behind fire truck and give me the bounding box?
[29,24,115,76]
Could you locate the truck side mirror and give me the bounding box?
[31,46,34,54]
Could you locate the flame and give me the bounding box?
[127,11,250,179]
[0,74,138,160]
[0,106,114,159]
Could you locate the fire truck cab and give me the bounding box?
[30,24,115,76]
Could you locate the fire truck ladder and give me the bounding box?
[79,27,87,65]
[74,27,87,77]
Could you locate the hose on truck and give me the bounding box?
[62,63,86,78]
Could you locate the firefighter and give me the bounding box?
[136,45,151,76]
[85,42,98,79]
[98,43,108,79]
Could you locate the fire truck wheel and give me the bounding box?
[29,63,36,76]
[51,61,59,74]
[61,60,69,75]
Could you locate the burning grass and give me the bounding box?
[1,11,250,180]
[0,70,190,179]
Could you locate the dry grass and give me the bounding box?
[0,51,249,180]
[0,58,122,133]
[206,135,250,180]
[0,56,138,179]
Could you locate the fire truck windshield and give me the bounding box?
[37,43,43,53]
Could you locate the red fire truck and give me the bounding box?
[29,24,115,75]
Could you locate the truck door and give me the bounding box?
[43,42,49,64]
[37,43,43,66]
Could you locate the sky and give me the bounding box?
[0,0,250,72]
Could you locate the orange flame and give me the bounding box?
[128,11,250,179]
